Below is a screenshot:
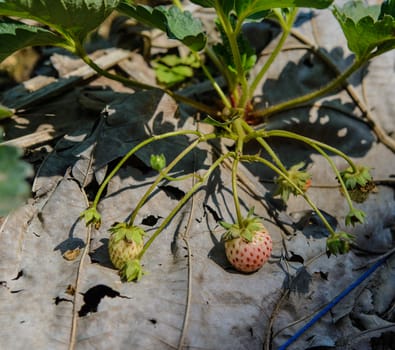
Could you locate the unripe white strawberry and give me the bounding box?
[221,210,272,273]
[108,223,144,270]
[224,229,272,273]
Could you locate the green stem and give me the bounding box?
[92,130,205,208]
[172,0,183,10]
[308,144,355,212]
[139,152,234,258]
[232,119,246,225]
[205,46,233,89]
[242,120,288,174]
[193,51,232,110]
[161,172,200,182]
[263,129,358,172]
[128,134,216,226]
[214,0,248,100]
[77,49,218,116]
[257,137,288,173]
[252,58,365,119]
[231,157,243,225]
[77,46,158,90]
[248,8,297,99]
[242,154,337,237]
[259,128,357,212]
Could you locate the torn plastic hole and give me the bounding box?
[159,185,185,200]
[141,215,161,226]
[78,284,128,317]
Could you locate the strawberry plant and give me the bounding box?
[1,0,394,282]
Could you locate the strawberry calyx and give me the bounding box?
[345,208,366,226]
[326,231,354,256]
[275,162,312,202]
[120,259,145,282]
[109,222,145,245]
[221,210,264,243]
[340,165,372,189]
[80,207,102,228]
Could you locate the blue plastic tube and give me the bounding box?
[277,255,389,350]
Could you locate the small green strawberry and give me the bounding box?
[108,223,145,281]
[150,153,166,172]
[347,181,376,203]
[221,211,272,273]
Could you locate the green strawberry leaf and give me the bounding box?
[117,2,206,51]
[116,3,167,32]
[191,0,333,21]
[155,64,193,86]
[0,131,33,216]
[333,0,395,60]
[380,0,395,18]
[153,56,197,87]
[159,54,200,68]
[189,0,214,7]
[165,6,206,51]
[235,0,333,20]
[336,0,381,21]
[0,0,119,44]
[0,20,68,62]
[153,53,201,86]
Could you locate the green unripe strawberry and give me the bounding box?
[108,223,145,271]
[150,153,166,172]
[339,165,374,203]
[347,181,375,203]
